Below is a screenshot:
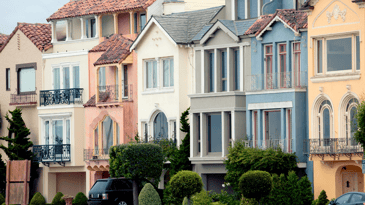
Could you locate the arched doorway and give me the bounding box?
[154,112,168,141]
[341,165,363,194]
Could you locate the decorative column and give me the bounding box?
[118,64,122,102]
[239,46,244,91]
[130,11,134,34]
[51,21,57,43]
[113,13,119,34]
[200,113,207,157]
[95,15,101,38]
[214,48,218,93]
[95,67,99,104]
[80,17,86,39]
[66,20,72,41]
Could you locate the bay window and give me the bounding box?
[43,118,71,145]
[53,63,80,89]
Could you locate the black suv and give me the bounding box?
[87,178,163,205]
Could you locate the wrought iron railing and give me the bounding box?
[246,71,307,92]
[40,88,83,106]
[9,93,37,106]
[98,85,119,102]
[33,144,71,165]
[303,138,363,155]
[243,139,294,153]
[84,149,110,161]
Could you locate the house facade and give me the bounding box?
[302,0,365,199]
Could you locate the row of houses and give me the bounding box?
[0,0,363,201]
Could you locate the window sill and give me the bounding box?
[142,88,174,95]
[310,72,360,83]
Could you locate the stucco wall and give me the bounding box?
[184,0,225,11]
[118,13,130,35]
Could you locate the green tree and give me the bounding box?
[316,190,329,205]
[109,143,164,205]
[138,183,162,205]
[29,192,46,205]
[297,176,314,205]
[354,101,365,149]
[225,140,297,193]
[72,192,88,205]
[238,170,272,204]
[169,170,203,205]
[51,192,65,205]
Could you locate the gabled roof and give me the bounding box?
[47,0,157,21]
[0,34,9,46]
[245,9,307,37]
[91,34,133,66]
[130,5,224,50]
[0,23,52,53]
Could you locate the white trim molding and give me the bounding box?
[200,21,239,45]
[38,112,72,119]
[310,73,360,83]
[42,50,89,59]
[256,16,300,40]
[248,101,293,110]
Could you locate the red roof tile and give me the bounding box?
[0,23,52,53]
[47,0,156,21]
[92,34,133,66]
[0,34,9,46]
[245,9,307,36]
[84,92,110,107]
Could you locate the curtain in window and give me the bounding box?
[63,67,70,89]
[170,59,174,86]
[103,116,114,152]
[147,62,153,88]
[53,120,63,145]
[153,61,157,88]
[323,108,330,146]
[66,120,70,144]
[20,68,36,92]
[73,66,80,88]
[357,36,360,70]
[235,50,240,90]
[163,60,169,87]
[45,121,49,145]
[54,68,60,89]
[154,113,168,140]
[99,67,106,87]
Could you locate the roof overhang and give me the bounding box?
[256,15,300,41]
[200,21,239,45]
[130,17,177,51]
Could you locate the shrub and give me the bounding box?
[163,182,183,205]
[317,190,329,205]
[297,176,314,205]
[0,193,4,205]
[209,190,240,205]
[239,170,272,203]
[170,170,203,203]
[192,190,212,205]
[182,197,188,205]
[52,192,65,205]
[29,192,46,205]
[72,192,88,205]
[139,183,162,205]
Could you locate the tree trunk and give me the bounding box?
[133,179,138,205]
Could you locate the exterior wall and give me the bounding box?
[51,38,99,53]
[184,0,225,11]
[306,0,365,199]
[163,2,185,15]
[56,172,86,196]
[71,18,82,40]
[118,13,130,35]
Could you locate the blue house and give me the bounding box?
[244,9,312,181]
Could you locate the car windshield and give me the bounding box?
[91,181,108,192]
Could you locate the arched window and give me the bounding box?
[318,100,333,146]
[154,112,168,141]
[93,116,120,155]
[345,98,359,146]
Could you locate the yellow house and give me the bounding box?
[302,0,365,199]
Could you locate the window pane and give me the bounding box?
[45,121,49,145]
[94,126,99,150]
[208,115,222,152]
[350,106,358,138]
[170,59,174,86]
[6,69,10,90]
[20,68,36,92]
[99,67,105,87]
[235,50,240,90]
[134,13,138,33]
[66,119,70,144]
[63,67,70,89]
[124,65,128,96]
[163,60,169,87]
[116,123,119,145]
[237,0,245,20]
[222,51,227,91]
[140,14,146,30]
[73,66,80,88]
[323,108,330,140]
[317,40,322,73]
[103,116,114,151]
[153,61,157,88]
[349,194,362,203]
[154,112,168,140]
[91,19,96,38]
[336,194,350,204]
[53,120,63,144]
[209,53,215,92]
[147,62,152,88]
[327,37,352,72]
[357,36,360,70]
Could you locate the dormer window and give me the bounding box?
[236,0,274,20]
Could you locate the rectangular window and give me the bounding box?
[265,45,273,89]
[209,52,215,92]
[63,67,70,89]
[45,121,49,145]
[208,114,222,152]
[6,68,10,91]
[317,40,322,73]
[197,115,201,153]
[99,67,106,87]
[53,68,60,89]
[90,19,96,38]
[163,58,174,87]
[73,66,80,88]
[293,42,301,87]
[134,13,138,33]
[123,65,128,97]
[53,120,63,145]
[94,126,99,151]
[221,51,227,91]
[140,14,146,31]
[103,117,114,151]
[66,119,70,144]
[357,36,360,71]
[234,50,240,90]
[278,44,287,88]
[264,111,281,148]
[19,68,36,93]
[146,61,157,89]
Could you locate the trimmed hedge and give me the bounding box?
[52,192,65,205]
[139,183,161,205]
[239,170,272,202]
[191,190,212,205]
[72,192,88,205]
[30,192,46,205]
[170,170,203,201]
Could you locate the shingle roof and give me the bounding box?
[219,19,257,36]
[154,6,224,44]
[0,34,9,46]
[47,0,156,21]
[91,34,133,66]
[0,23,52,53]
[245,9,307,36]
[192,24,213,41]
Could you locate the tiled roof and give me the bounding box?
[244,9,307,36]
[192,24,213,41]
[0,23,52,53]
[84,93,109,107]
[0,34,9,46]
[154,6,224,44]
[47,0,156,21]
[92,34,133,66]
[219,19,257,36]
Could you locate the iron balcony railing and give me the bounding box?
[84,149,110,161]
[243,139,294,153]
[40,88,83,106]
[33,144,71,163]
[303,138,364,155]
[9,93,37,106]
[246,71,307,92]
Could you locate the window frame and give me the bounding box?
[6,68,10,91]
[264,44,273,89]
[162,57,174,88]
[52,62,80,90]
[207,113,222,153]
[93,115,120,154]
[143,57,175,93]
[42,117,71,145]
[278,43,287,88]
[16,63,37,95]
[292,42,301,87]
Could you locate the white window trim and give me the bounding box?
[264,44,273,89]
[52,62,80,90]
[162,57,174,88]
[41,117,72,145]
[317,104,334,147]
[143,57,174,94]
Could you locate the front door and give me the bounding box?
[342,172,358,194]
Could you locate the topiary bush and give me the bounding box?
[191,190,212,205]
[52,192,65,205]
[170,170,203,204]
[0,193,4,205]
[316,190,329,205]
[29,192,46,205]
[138,183,162,205]
[72,192,87,205]
[239,170,272,203]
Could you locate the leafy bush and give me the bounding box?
[317,190,329,205]
[209,190,240,205]
[0,193,4,205]
[72,192,87,205]
[192,190,212,205]
[170,170,203,202]
[139,183,162,205]
[163,182,183,205]
[241,197,259,205]
[29,192,46,205]
[297,176,314,205]
[225,141,297,193]
[51,192,65,205]
[239,170,272,203]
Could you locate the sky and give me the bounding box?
[0,0,70,35]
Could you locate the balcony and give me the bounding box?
[303,138,364,160]
[84,149,110,161]
[33,144,71,166]
[246,71,307,92]
[97,84,131,105]
[243,139,294,153]
[9,93,37,106]
[39,88,83,106]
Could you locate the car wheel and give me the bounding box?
[118,201,127,205]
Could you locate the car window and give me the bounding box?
[91,181,108,192]
[111,179,133,190]
[336,194,351,204]
[349,193,363,203]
